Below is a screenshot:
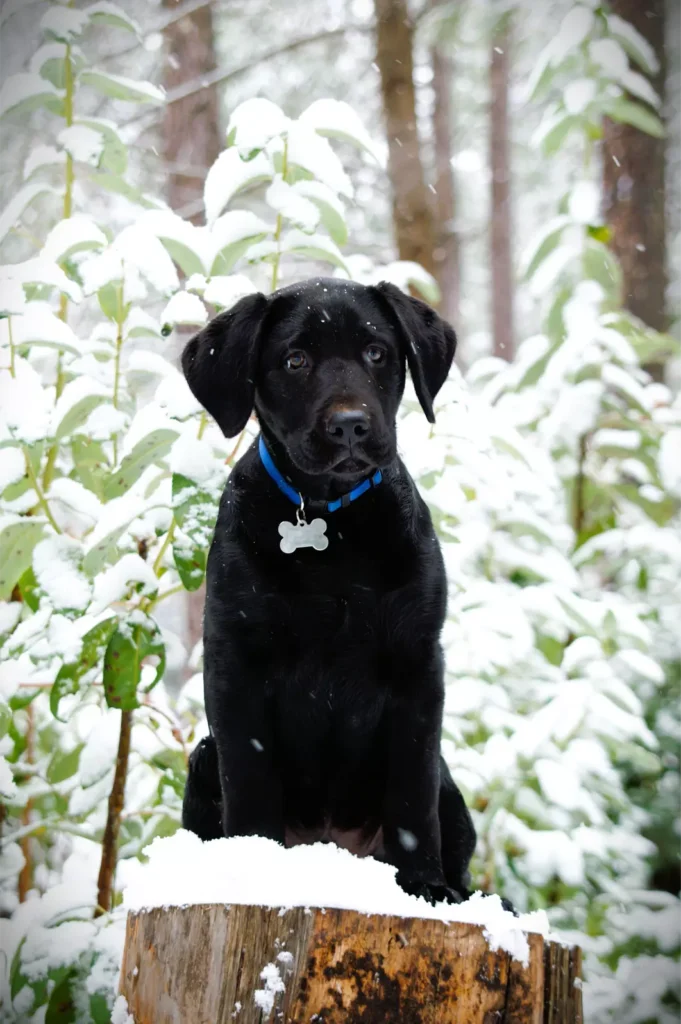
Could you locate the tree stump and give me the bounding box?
[119,904,582,1023]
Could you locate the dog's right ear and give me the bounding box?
[181,292,268,438]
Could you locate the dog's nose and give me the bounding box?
[325,408,370,445]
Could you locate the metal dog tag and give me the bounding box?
[278,502,329,554]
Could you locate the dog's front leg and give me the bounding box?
[206,648,284,843]
[382,652,458,905]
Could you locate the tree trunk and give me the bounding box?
[431,15,460,324]
[120,904,583,1023]
[489,15,514,360]
[601,0,667,377]
[162,0,222,223]
[374,0,436,279]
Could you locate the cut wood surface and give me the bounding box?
[120,904,583,1023]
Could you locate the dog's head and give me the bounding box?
[181,278,456,482]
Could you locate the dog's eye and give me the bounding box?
[364,345,386,365]
[284,351,308,371]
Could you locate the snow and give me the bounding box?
[299,98,383,164]
[33,536,91,612]
[0,755,16,799]
[1,257,82,303]
[40,4,88,41]
[266,176,320,232]
[41,214,107,263]
[0,183,58,247]
[0,302,80,355]
[589,38,629,80]
[48,478,102,523]
[563,79,596,115]
[161,290,208,329]
[203,274,256,309]
[91,553,158,612]
[123,831,550,965]
[24,144,65,180]
[608,13,660,75]
[0,72,62,119]
[550,7,595,66]
[80,709,121,787]
[170,435,222,485]
[0,278,26,316]
[658,428,681,497]
[0,357,51,445]
[226,97,290,156]
[110,995,134,1024]
[568,181,600,224]
[282,229,347,270]
[204,147,272,224]
[253,961,286,1014]
[50,374,109,436]
[58,124,104,166]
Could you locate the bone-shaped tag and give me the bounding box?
[278,518,329,554]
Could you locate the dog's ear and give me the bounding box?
[181,293,268,438]
[373,282,457,422]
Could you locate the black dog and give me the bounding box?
[180,277,476,904]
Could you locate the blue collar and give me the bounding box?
[258,435,382,513]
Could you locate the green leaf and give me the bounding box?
[45,966,78,1023]
[0,699,11,738]
[71,438,108,501]
[0,520,47,601]
[157,238,205,279]
[587,225,611,244]
[541,114,579,156]
[37,51,87,91]
[50,617,117,719]
[79,70,164,105]
[0,74,64,120]
[88,171,158,209]
[47,744,83,784]
[0,182,57,247]
[210,233,268,276]
[17,566,40,612]
[583,240,623,301]
[87,2,140,35]
[55,394,110,441]
[606,98,664,138]
[102,428,178,501]
[171,472,221,591]
[614,483,678,526]
[97,282,121,321]
[103,614,166,710]
[76,118,127,175]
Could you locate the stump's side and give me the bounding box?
[120,905,583,1024]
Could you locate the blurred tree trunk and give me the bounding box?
[374,0,436,279]
[162,0,221,662]
[602,0,667,380]
[489,14,514,360]
[431,16,459,325]
[162,0,221,223]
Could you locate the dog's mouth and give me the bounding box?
[329,453,372,476]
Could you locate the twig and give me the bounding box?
[95,709,133,917]
[17,703,35,901]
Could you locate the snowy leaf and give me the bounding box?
[550,6,595,66]
[210,210,271,275]
[58,124,104,166]
[160,292,208,331]
[286,121,353,199]
[87,170,160,208]
[266,176,320,233]
[0,279,26,317]
[226,98,290,156]
[4,304,80,356]
[50,617,117,718]
[24,144,65,180]
[75,117,127,175]
[0,358,51,444]
[86,1,140,35]
[29,41,86,89]
[0,183,58,247]
[103,429,179,500]
[379,261,440,305]
[203,274,256,310]
[103,614,165,710]
[51,377,110,440]
[204,148,272,224]
[0,72,63,120]
[33,536,91,612]
[41,5,88,42]
[620,70,660,110]
[605,97,664,138]
[41,214,107,263]
[281,230,348,272]
[1,257,82,302]
[46,743,83,784]
[537,113,579,156]
[172,466,223,591]
[139,209,208,277]
[520,216,570,280]
[608,13,660,76]
[125,307,162,340]
[80,70,164,105]
[299,98,383,164]
[292,180,347,246]
[0,518,47,601]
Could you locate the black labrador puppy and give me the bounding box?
[180,277,476,904]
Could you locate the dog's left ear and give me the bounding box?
[373,282,457,422]
[181,292,268,438]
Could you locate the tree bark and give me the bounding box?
[601,0,667,376]
[431,14,459,324]
[162,0,221,223]
[489,15,514,360]
[374,0,436,279]
[120,904,583,1023]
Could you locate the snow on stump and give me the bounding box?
[119,832,583,1023]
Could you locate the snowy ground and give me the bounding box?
[122,829,550,966]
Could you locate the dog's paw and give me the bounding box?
[397,875,464,906]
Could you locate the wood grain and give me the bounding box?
[120,905,583,1023]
